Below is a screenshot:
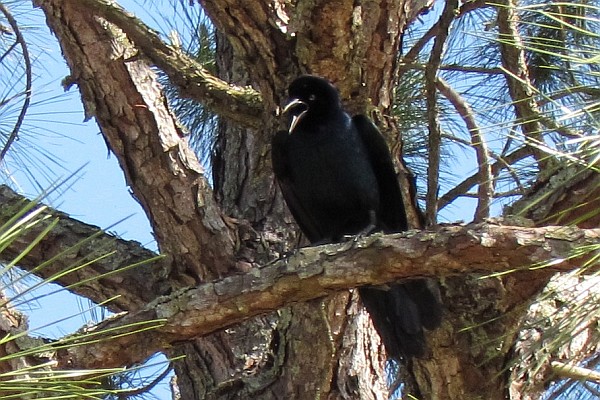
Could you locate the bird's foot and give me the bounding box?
[280,248,299,259]
[338,239,356,252]
[339,222,377,251]
[355,221,378,240]
[262,248,299,268]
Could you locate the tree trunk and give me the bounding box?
[24,0,599,399]
[165,29,391,400]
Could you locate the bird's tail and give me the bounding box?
[359,280,442,359]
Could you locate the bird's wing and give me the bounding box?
[354,117,443,359]
[271,131,324,243]
[352,115,408,232]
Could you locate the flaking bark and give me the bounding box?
[35,0,236,285]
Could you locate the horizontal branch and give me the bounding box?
[57,223,600,369]
[399,63,504,75]
[67,0,263,128]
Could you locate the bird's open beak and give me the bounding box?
[283,98,308,134]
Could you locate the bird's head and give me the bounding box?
[282,75,342,134]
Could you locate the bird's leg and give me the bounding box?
[356,209,378,240]
[340,210,377,250]
[262,248,297,267]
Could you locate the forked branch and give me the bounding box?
[45,0,264,129]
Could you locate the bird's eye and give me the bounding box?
[308,94,316,101]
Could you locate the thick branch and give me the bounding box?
[0,185,162,312]
[62,0,263,129]
[55,223,600,369]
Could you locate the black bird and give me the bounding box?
[272,75,442,359]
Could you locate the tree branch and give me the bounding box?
[54,223,600,369]
[35,0,237,283]
[55,0,263,129]
[551,361,600,384]
[401,63,504,75]
[398,0,491,77]
[425,0,459,224]
[438,146,532,211]
[0,291,42,376]
[496,0,549,168]
[508,164,600,228]
[0,185,162,312]
[436,77,493,221]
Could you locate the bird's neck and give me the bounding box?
[301,109,348,131]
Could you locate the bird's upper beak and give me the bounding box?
[282,98,308,134]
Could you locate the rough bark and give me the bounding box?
[496,0,549,167]
[0,293,44,375]
[509,164,600,229]
[205,0,445,395]
[2,188,597,380]
[59,0,264,129]
[50,223,600,370]
[16,0,599,399]
[199,0,438,397]
[0,185,161,312]
[35,0,239,287]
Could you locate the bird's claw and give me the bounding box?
[338,239,357,252]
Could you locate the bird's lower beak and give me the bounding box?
[283,98,308,134]
[288,113,307,134]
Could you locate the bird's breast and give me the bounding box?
[287,129,379,209]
